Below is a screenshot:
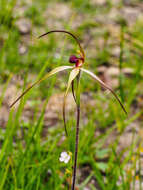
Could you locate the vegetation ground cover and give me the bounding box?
[0,0,143,189]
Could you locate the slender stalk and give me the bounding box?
[71,73,81,190]
[71,104,80,190]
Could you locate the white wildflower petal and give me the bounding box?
[61,152,67,158]
[59,151,70,163]
[67,155,70,161]
[64,159,69,164]
[59,157,64,162]
[64,155,71,163]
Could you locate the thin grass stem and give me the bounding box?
[119,23,125,102]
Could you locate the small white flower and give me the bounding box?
[59,151,70,164]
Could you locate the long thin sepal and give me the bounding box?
[10,66,73,108]
[81,68,127,115]
[63,68,80,136]
[38,30,85,59]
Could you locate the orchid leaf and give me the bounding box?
[10,66,73,108]
[63,68,80,136]
[81,68,127,114]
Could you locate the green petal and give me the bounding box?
[10,66,73,107]
[63,68,80,136]
[81,68,127,114]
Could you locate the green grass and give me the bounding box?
[0,0,143,189]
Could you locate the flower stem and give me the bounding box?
[71,104,80,190]
[71,73,81,190]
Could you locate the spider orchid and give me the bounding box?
[10,30,126,190]
[10,30,126,118]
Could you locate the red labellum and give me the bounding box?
[69,55,78,64]
[69,55,84,67]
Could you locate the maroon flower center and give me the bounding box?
[69,55,79,63]
[69,55,84,67]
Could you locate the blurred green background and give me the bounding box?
[0,0,143,189]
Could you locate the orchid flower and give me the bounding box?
[10,30,126,190]
[10,30,126,131]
